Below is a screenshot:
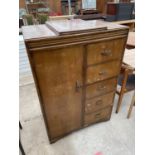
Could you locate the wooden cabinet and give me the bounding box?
[106,2,135,21]
[96,0,108,14]
[22,19,128,143]
[19,0,26,9]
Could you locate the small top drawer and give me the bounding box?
[86,78,117,99]
[87,38,126,65]
[86,60,120,84]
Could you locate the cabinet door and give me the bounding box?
[31,45,83,140]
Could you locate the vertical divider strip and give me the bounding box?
[81,45,88,127]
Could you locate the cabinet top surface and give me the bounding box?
[22,19,128,40]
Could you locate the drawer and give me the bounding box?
[85,92,115,114]
[86,60,120,84]
[86,78,117,99]
[87,38,126,65]
[84,106,112,126]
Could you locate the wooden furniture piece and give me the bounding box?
[126,31,135,49]
[61,0,78,15]
[113,19,135,32]
[127,91,135,118]
[123,48,135,67]
[26,0,50,17]
[116,49,135,113]
[96,0,107,14]
[19,121,22,130]
[49,14,106,21]
[22,19,129,143]
[120,0,131,2]
[19,122,25,155]
[19,0,26,9]
[49,15,75,20]
[49,0,62,14]
[106,2,135,21]
[80,9,99,15]
[75,14,106,20]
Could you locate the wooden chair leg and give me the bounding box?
[19,121,22,130]
[116,70,129,113]
[127,92,135,118]
[19,139,25,155]
[116,91,124,113]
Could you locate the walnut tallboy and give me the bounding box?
[22,19,129,143]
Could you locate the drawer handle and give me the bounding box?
[97,84,106,91]
[75,80,82,92]
[95,113,101,118]
[98,70,107,76]
[96,100,103,105]
[87,103,91,107]
[101,50,112,56]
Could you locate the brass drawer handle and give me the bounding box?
[101,50,112,56]
[96,100,103,105]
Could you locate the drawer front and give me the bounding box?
[84,106,112,126]
[86,60,120,84]
[86,78,117,99]
[85,92,115,114]
[87,38,125,65]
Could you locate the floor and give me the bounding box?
[19,75,135,155]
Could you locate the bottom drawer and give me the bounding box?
[84,106,112,126]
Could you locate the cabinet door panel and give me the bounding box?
[31,46,83,139]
